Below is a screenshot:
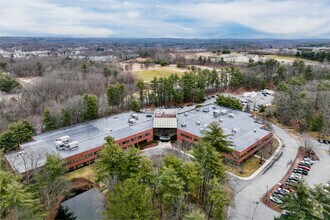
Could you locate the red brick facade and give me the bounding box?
[64,128,153,171]
[177,128,273,164]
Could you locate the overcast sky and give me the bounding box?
[0,0,329,39]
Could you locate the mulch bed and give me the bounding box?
[260,147,318,212]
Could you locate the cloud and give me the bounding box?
[127,11,140,19]
[0,0,329,38]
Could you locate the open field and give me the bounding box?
[264,54,316,63]
[134,69,185,82]
[225,156,262,177]
[64,164,96,182]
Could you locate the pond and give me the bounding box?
[56,188,105,220]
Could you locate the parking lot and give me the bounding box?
[304,139,330,187]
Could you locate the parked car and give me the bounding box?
[290,174,301,181]
[275,189,289,196]
[293,168,308,175]
[298,165,310,171]
[302,157,315,165]
[270,196,283,204]
[272,192,284,198]
[281,187,294,193]
[299,162,311,168]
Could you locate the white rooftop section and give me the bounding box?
[153,109,177,129]
[5,112,153,174]
[177,104,271,152]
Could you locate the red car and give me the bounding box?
[298,165,310,171]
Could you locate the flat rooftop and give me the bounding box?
[5,104,272,174]
[5,112,153,174]
[177,104,271,152]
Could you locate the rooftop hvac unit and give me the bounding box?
[202,107,210,112]
[228,113,234,118]
[221,109,227,115]
[232,128,237,133]
[17,151,26,156]
[204,124,208,128]
[131,113,138,120]
[66,141,79,150]
[218,118,224,122]
[200,127,205,133]
[114,116,119,119]
[181,122,187,127]
[128,118,136,124]
[213,110,220,117]
[196,121,201,125]
[57,135,71,143]
[55,141,66,150]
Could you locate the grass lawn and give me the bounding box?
[64,164,96,182]
[134,69,184,82]
[225,156,262,177]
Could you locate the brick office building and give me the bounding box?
[5,112,154,174]
[5,104,273,174]
[177,104,273,164]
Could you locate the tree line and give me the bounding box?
[296,51,330,63]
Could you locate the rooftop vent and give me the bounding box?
[114,116,119,119]
[128,118,136,124]
[184,112,189,116]
[218,118,224,122]
[202,107,210,112]
[254,129,257,132]
[181,122,187,127]
[228,113,235,118]
[65,141,79,150]
[17,151,26,156]
[131,113,138,120]
[57,135,71,143]
[232,128,237,133]
[196,121,201,125]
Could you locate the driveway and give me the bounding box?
[228,124,300,220]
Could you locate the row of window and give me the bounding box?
[119,132,150,145]
[64,151,98,165]
[179,133,199,142]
